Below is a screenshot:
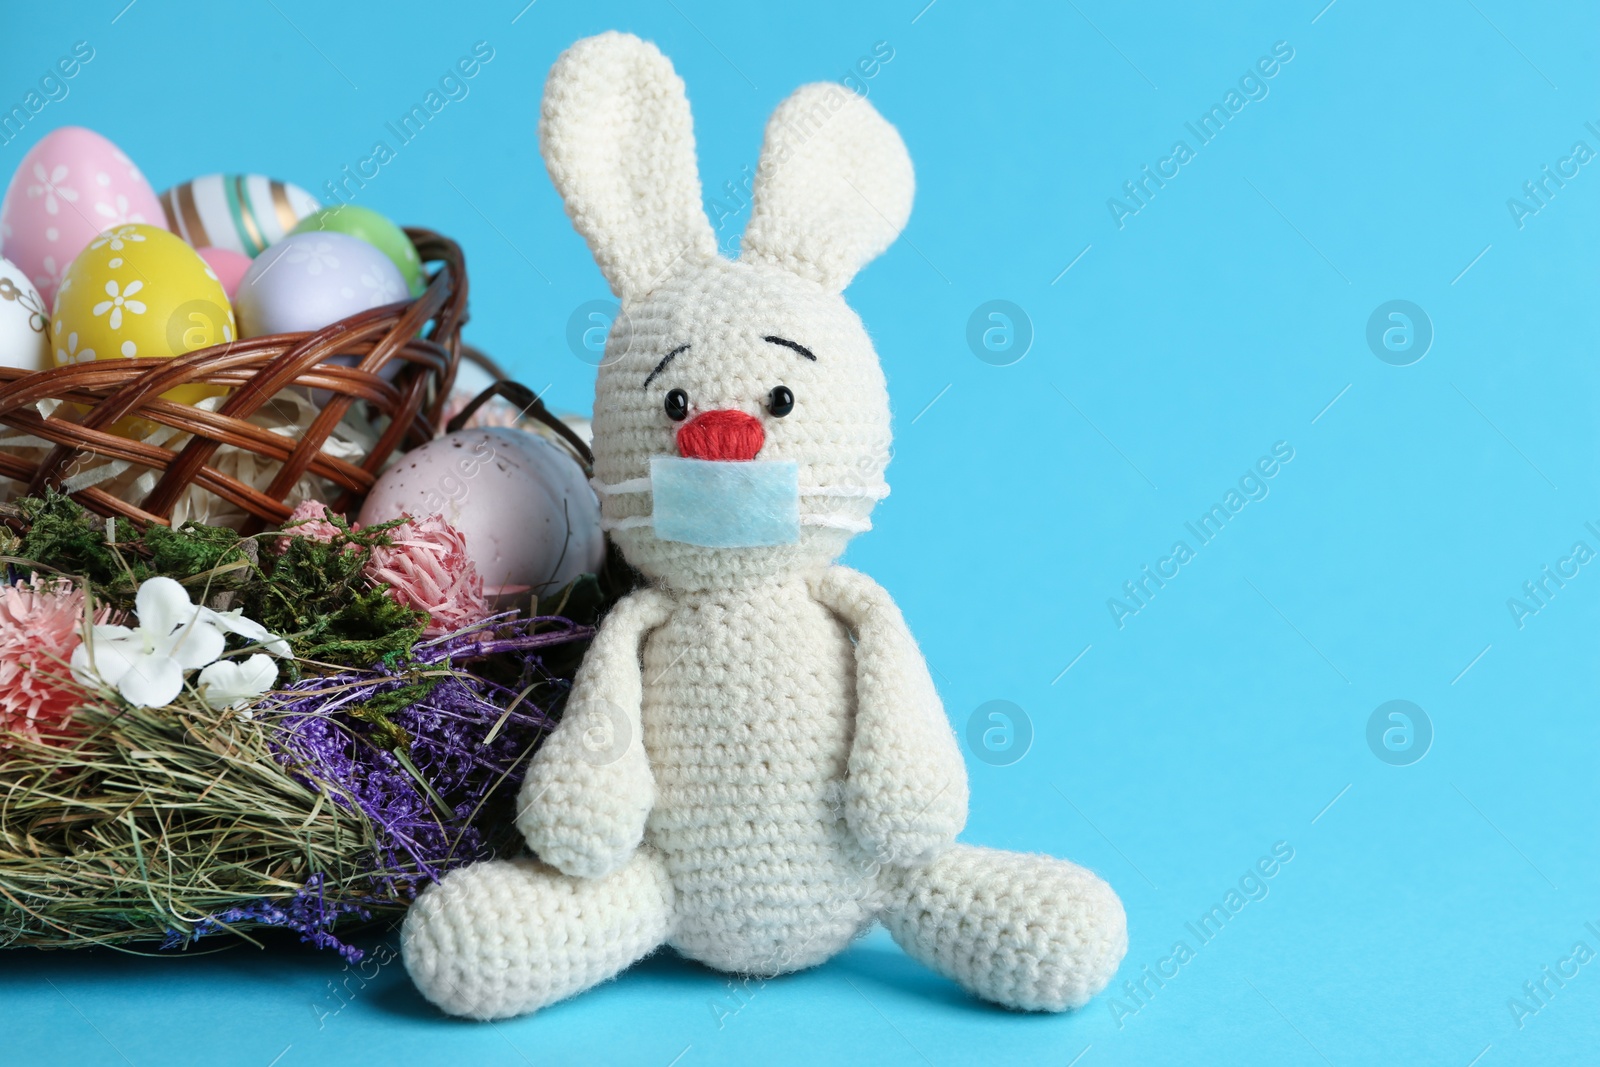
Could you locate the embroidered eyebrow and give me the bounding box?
[762,335,816,361]
[643,343,691,388]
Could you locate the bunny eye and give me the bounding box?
[768,385,794,418]
[664,388,690,421]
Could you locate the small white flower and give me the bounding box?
[359,268,404,307]
[27,162,78,216]
[70,576,288,708]
[206,606,291,657]
[55,330,95,365]
[285,240,339,275]
[93,194,147,226]
[197,654,279,711]
[71,577,227,707]
[89,225,146,252]
[91,279,146,330]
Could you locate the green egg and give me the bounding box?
[290,205,426,296]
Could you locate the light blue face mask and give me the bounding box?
[593,456,888,548]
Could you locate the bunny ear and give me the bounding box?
[740,84,915,292]
[540,32,716,301]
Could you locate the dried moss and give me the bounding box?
[12,493,426,665]
[243,515,426,667]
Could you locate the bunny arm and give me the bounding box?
[810,566,969,867]
[515,586,674,880]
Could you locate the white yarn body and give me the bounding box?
[401,30,1129,1023]
[403,574,1129,1021]
[642,580,882,973]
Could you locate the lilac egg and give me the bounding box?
[234,230,407,337]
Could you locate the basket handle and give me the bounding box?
[447,380,594,470]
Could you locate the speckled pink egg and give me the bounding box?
[197,246,251,300]
[358,427,604,603]
[0,127,166,305]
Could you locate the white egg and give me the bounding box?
[359,427,604,603]
[0,254,50,371]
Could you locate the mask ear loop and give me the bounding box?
[603,513,872,533]
[801,483,890,501]
[601,514,655,531]
[591,475,651,496]
[797,482,885,534]
[803,514,872,532]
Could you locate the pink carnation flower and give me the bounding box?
[274,499,344,552]
[366,514,488,638]
[278,501,489,638]
[0,576,107,737]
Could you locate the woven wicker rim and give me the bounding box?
[0,227,465,533]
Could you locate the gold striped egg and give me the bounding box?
[159,174,320,257]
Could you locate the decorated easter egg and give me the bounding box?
[197,246,251,300]
[0,254,50,371]
[358,427,604,601]
[290,205,425,296]
[0,126,166,305]
[52,223,235,406]
[235,231,408,338]
[159,174,320,257]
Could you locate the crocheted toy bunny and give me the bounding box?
[403,30,1127,1020]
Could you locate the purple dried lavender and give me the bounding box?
[171,874,374,961]
[185,613,592,955]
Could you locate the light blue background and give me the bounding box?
[3,1,1597,1064]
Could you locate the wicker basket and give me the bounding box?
[0,227,468,534]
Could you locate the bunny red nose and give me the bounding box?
[676,409,765,461]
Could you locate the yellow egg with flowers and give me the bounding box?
[52,223,235,408]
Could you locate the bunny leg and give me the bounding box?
[403,849,674,1020]
[880,845,1126,1012]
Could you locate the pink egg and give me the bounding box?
[0,126,166,305]
[197,246,252,300]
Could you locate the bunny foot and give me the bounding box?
[880,844,1127,1012]
[402,850,674,1020]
